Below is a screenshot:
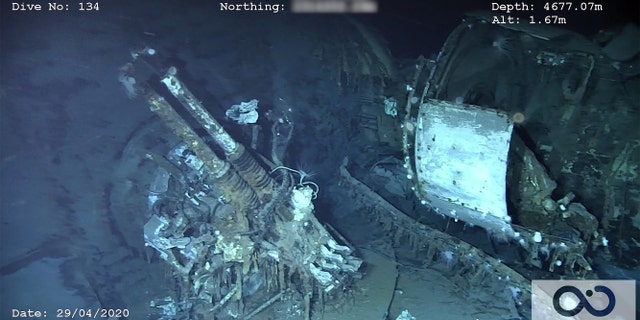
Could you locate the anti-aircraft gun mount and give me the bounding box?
[116,48,362,319]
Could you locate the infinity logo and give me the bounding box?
[553,285,616,317]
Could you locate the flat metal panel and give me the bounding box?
[414,100,514,235]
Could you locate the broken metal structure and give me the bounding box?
[396,11,637,278]
[113,12,638,320]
